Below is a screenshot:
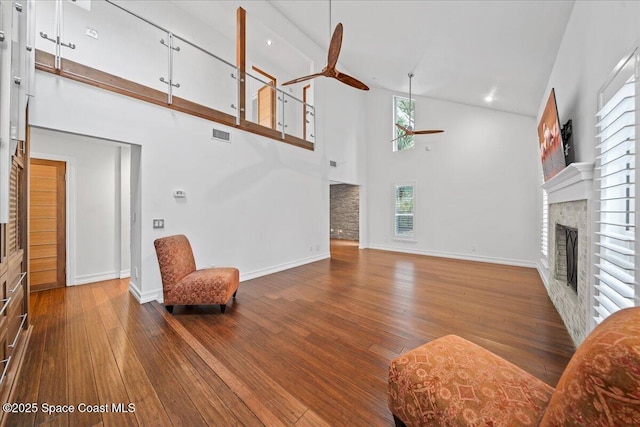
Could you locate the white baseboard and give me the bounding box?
[74,271,120,286]
[129,280,162,304]
[240,252,330,282]
[536,258,550,290]
[141,252,331,304]
[367,244,536,268]
[119,269,131,279]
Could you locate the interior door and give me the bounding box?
[257,84,275,129]
[29,158,66,291]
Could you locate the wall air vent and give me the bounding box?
[329,160,337,167]
[212,128,231,143]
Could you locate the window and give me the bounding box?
[394,184,415,239]
[393,96,414,151]
[593,48,638,326]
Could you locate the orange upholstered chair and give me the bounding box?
[388,306,640,426]
[153,234,239,314]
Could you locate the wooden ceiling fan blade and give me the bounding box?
[327,23,343,70]
[395,123,411,133]
[413,129,445,134]
[282,72,325,86]
[335,71,369,91]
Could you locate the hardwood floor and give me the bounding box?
[6,240,575,426]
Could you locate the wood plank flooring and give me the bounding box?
[6,240,575,426]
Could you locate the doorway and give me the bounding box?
[29,159,66,291]
[29,127,135,289]
[253,66,277,129]
[329,183,360,242]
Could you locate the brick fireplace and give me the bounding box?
[541,163,594,346]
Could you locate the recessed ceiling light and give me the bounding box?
[484,95,494,103]
[266,39,272,46]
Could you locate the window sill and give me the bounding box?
[393,238,417,243]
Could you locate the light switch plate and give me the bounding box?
[153,219,164,229]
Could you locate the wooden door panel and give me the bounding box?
[30,245,56,259]
[30,232,56,246]
[30,218,56,233]
[30,177,56,191]
[30,258,56,272]
[31,205,56,218]
[29,159,66,291]
[31,270,57,287]
[29,191,56,205]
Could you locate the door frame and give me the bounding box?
[252,65,277,129]
[30,152,75,286]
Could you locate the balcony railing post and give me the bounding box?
[280,91,286,139]
[235,68,241,125]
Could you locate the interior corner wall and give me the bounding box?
[30,72,331,303]
[30,127,125,285]
[537,1,640,164]
[365,88,540,266]
[535,1,640,338]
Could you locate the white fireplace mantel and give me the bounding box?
[542,162,595,204]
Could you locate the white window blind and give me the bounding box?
[541,173,549,258]
[394,184,415,239]
[593,49,638,325]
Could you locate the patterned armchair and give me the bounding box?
[388,306,640,426]
[153,234,239,314]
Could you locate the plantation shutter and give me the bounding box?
[541,174,549,258]
[593,49,638,325]
[394,184,415,239]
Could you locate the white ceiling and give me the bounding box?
[268,0,575,117]
[171,0,575,117]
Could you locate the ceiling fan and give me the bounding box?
[282,22,369,91]
[392,73,443,143]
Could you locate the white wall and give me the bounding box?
[30,127,130,285]
[29,0,369,302]
[365,88,540,266]
[535,1,640,335]
[537,1,640,163]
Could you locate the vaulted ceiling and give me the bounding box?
[173,1,575,117]
[269,1,575,117]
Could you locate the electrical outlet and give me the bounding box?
[472,244,477,252]
[86,27,98,39]
[153,219,165,229]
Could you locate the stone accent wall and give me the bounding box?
[330,184,359,241]
[548,200,590,346]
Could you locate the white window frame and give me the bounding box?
[541,173,549,259]
[592,47,639,331]
[393,96,415,152]
[393,182,416,241]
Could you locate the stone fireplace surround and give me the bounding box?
[541,163,594,346]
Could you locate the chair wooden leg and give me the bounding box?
[165,305,174,314]
[233,289,237,298]
[393,414,406,427]
[220,304,226,313]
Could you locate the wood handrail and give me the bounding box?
[34,50,314,151]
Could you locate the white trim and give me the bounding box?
[240,252,330,281]
[119,269,131,279]
[368,244,536,268]
[143,252,331,304]
[541,162,595,204]
[74,271,120,286]
[537,258,550,290]
[393,181,416,240]
[30,152,76,286]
